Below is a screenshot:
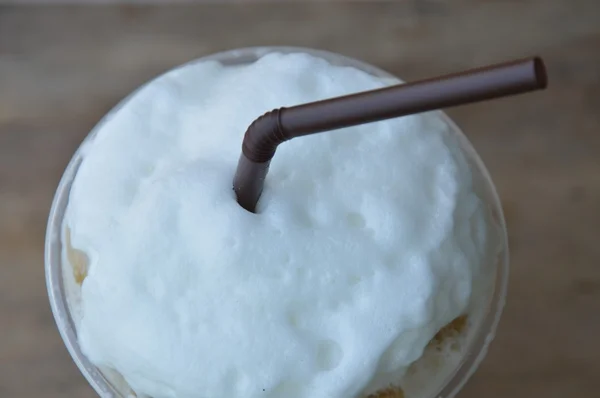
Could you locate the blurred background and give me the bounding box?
[1,1,599,397]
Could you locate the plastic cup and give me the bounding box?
[45,46,509,398]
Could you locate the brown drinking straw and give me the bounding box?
[233,57,547,212]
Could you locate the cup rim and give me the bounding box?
[45,45,509,398]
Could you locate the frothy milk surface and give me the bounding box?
[65,52,500,398]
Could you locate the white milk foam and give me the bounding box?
[64,52,501,398]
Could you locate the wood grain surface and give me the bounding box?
[1,1,599,397]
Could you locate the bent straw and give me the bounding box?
[233,57,547,212]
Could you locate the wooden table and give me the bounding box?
[1,1,599,397]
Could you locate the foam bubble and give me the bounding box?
[65,52,501,398]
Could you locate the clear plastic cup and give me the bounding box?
[45,46,509,398]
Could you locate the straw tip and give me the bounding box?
[533,57,548,89]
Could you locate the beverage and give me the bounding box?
[46,47,508,398]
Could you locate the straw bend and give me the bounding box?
[241,108,290,163]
